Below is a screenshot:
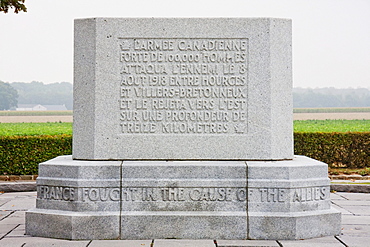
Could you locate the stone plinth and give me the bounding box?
[26,155,340,240]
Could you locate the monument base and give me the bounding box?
[26,155,340,240]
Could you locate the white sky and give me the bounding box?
[0,0,369,88]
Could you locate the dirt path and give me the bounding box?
[0,116,73,123]
[293,112,370,120]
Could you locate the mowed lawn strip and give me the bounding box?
[293,119,370,133]
[0,120,369,136]
[0,122,73,136]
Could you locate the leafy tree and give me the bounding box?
[293,87,370,108]
[0,81,18,110]
[11,81,73,110]
[0,0,27,13]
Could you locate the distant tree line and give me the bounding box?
[1,80,370,110]
[0,81,18,110]
[0,81,73,110]
[293,87,370,108]
[11,81,73,110]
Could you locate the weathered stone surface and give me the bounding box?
[217,239,280,246]
[154,239,215,247]
[247,156,332,213]
[73,18,293,160]
[26,209,120,240]
[248,210,341,240]
[26,156,340,240]
[25,18,341,241]
[0,182,36,192]
[121,212,247,239]
[120,161,248,239]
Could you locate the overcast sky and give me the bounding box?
[0,0,369,88]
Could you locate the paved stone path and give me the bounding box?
[0,191,369,247]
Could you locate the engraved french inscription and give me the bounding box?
[119,38,249,134]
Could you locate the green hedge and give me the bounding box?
[0,133,369,175]
[294,132,370,169]
[0,135,72,175]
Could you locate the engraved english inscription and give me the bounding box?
[119,38,249,134]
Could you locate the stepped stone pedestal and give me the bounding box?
[26,18,341,240]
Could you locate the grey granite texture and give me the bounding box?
[34,156,121,212]
[217,239,280,246]
[121,213,247,239]
[73,18,293,160]
[247,156,332,213]
[7,191,370,245]
[26,209,120,240]
[248,210,341,240]
[0,182,36,192]
[89,240,153,247]
[331,184,370,193]
[154,239,215,247]
[120,160,248,239]
[26,156,341,240]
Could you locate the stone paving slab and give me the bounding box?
[278,236,344,247]
[342,215,370,225]
[0,211,26,225]
[217,239,279,246]
[336,192,370,201]
[331,203,353,215]
[341,224,370,237]
[0,211,13,220]
[0,237,90,247]
[0,195,36,211]
[154,239,215,247]
[7,224,27,237]
[331,200,370,206]
[337,206,370,216]
[330,193,347,201]
[0,191,369,246]
[0,224,19,238]
[89,239,152,246]
[337,236,370,247]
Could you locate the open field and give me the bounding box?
[293,112,370,120]
[293,107,370,120]
[1,113,370,123]
[294,119,369,132]
[2,113,369,122]
[0,122,72,136]
[1,120,369,136]
[293,107,370,113]
[0,111,73,123]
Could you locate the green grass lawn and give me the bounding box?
[0,120,369,136]
[0,122,73,136]
[293,119,370,133]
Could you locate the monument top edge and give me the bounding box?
[74,17,292,21]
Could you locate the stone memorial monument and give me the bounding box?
[26,18,341,240]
